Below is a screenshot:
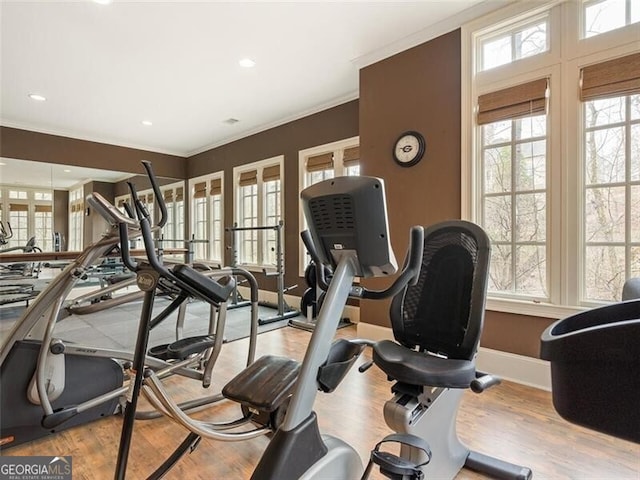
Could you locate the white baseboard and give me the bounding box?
[237,286,360,323]
[476,347,550,391]
[356,322,394,341]
[356,323,551,391]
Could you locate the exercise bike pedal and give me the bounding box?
[371,451,424,480]
[365,433,431,480]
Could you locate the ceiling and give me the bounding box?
[1,1,502,158]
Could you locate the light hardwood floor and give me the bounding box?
[2,325,639,479]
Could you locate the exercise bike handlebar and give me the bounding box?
[301,229,331,292]
[301,225,424,300]
[357,225,424,300]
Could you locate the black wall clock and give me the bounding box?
[393,131,426,167]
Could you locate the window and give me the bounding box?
[68,186,84,251]
[581,54,640,302]
[463,1,640,315]
[159,182,185,249]
[9,190,28,200]
[298,137,360,273]
[0,187,54,250]
[234,157,283,267]
[9,203,28,248]
[583,0,639,38]
[188,174,224,263]
[34,192,52,201]
[478,79,549,299]
[478,14,549,72]
[34,205,53,251]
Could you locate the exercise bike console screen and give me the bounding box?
[300,176,397,279]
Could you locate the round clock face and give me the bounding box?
[393,132,425,167]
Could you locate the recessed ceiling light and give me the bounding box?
[239,58,256,68]
[93,0,112,4]
[141,120,153,126]
[63,169,71,173]
[28,94,46,101]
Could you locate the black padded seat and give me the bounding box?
[223,355,300,412]
[373,340,475,388]
[172,264,234,304]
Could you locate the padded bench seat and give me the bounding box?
[222,355,300,412]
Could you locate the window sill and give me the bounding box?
[485,297,586,320]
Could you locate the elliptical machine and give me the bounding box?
[0,162,258,450]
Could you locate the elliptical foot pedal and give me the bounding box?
[148,336,216,361]
[165,335,217,360]
[364,433,431,480]
[148,343,171,360]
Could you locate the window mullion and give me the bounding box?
[625,96,632,277]
[257,177,264,265]
[511,122,518,294]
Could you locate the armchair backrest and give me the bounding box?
[389,220,490,361]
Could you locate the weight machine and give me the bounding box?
[227,221,299,325]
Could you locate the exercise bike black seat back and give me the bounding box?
[374,221,488,389]
[365,220,531,480]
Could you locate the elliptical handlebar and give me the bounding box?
[87,192,138,228]
[118,223,138,272]
[301,225,424,301]
[142,160,167,228]
[122,202,136,220]
[127,181,150,222]
[1,221,13,240]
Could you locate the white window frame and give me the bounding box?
[68,185,84,251]
[297,136,360,276]
[233,156,284,269]
[0,185,54,251]
[462,0,640,318]
[159,181,186,249]
[188,171,224,264]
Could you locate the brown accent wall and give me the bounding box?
[113,175,182,197]
[188,100,359,292]
[84,181,115,246]
[0,127,186,179]
[358,29,554,358]
[53,190,69,250]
